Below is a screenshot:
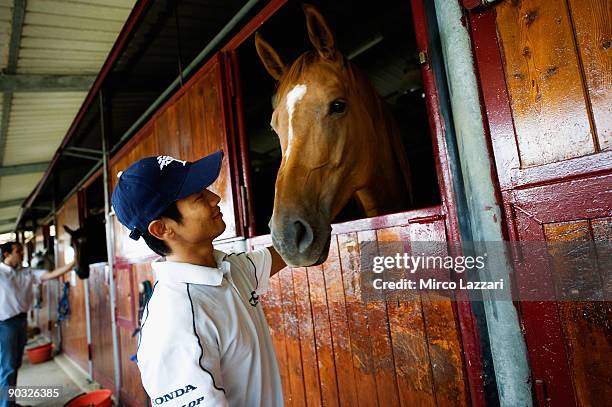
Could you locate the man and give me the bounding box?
[0,241,74,406]
[112,151,286,407]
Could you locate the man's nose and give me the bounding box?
[207,191,221,206]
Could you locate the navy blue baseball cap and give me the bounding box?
[111,150,224,240]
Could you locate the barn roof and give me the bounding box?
[6,0,259,233]
[0,0,136,234]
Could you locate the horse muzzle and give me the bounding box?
[270,214,332,267]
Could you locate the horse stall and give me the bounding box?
[16,0,610,406]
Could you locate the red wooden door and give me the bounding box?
[469,1,611,405]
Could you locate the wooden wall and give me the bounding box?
[55,193,90,371]
[469,0,611,404]
[88,263,116,392]
[255,209,470,407]
[495,0,610,167]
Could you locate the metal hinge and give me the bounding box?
[418,50,429,65]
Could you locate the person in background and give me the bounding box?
[0,241,74,406]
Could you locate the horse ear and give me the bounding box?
[255,32,285,81]
[303,4,338,61]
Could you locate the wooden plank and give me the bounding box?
[118,325,148,406]
[175,93,193,161]
[567,0,612,151]
[337,232,378,407]
[291,267,322,406]
[262,275,292,406]
[410,222,468,406]
[496,0,595,166]
[278,268,306,405]
[307,263,340,406]
[544,220,612,405]
[591,217,612,297]
[322,235,359,407]
[155,104,181,158]
[89,263,115,392]
[376,226,435,406]
[358,230,400,406]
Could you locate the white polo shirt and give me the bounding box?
[0,262,46,321]
[137,248,283,407]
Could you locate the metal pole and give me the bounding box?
[432,0,532,405]
[100,90,122,398]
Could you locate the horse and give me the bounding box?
[64,215,107,279]
[255,4,412,267]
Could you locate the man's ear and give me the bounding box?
[148,219,173,241]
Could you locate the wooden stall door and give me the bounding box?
[470,0,612,405]
[55,194,89,371]
[88,263,116,392]
[257,210,471,407]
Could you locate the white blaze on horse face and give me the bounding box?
[284,84,307,161]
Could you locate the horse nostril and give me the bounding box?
[293,218,313,254]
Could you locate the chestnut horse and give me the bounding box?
[256,4,412,267]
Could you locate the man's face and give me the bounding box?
[171,188,226,244]
[4,244,23,269]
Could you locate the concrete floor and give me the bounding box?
[15,337,102,406]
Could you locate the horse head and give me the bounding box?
[256,4,412,267]
[64,225,90,279]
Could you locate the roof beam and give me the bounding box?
[1,0,26,169]
[0,162,49,176]
[7,0,26,74]
[0,218,17,227]
[0,74,96,92]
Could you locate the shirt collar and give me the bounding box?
[0,262,14,273]
[151,250,230,286]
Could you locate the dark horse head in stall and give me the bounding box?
[64,218,107,279]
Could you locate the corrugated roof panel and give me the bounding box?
[22,26,120,42]
[18,0,136,74]
[3,92,86,166]
[0,3,11,72]
[24,12,125,32]
[0,172,45,201]
[27,0,132,20]
[0,205,21,221]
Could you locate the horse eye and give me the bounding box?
[329,99,346,115]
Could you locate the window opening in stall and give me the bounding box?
[236,0,441,236]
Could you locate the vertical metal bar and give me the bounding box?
[432,1,532,405]
[83,278,94,382]
[100,90,122,398]
[52,175,62,351]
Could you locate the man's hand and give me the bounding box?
[40,261,76,281]
[268,247,287,277]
